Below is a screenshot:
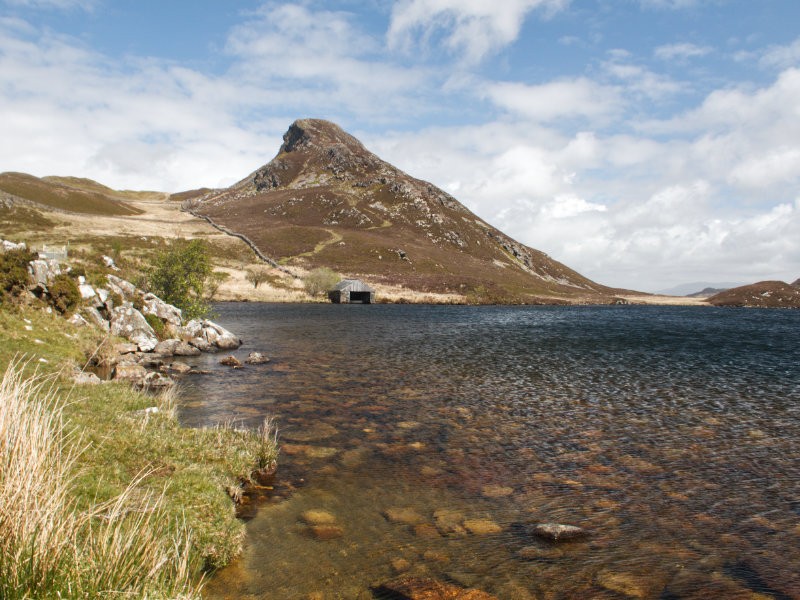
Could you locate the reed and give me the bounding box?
[0,360,201,599]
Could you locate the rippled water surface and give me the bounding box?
[178,303,800,599]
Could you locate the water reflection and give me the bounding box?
[178,304,800,599]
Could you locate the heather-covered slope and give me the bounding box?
[708,281,800,308]
[0,172,144,216]
[189,119,619,304]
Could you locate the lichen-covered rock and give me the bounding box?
[179,319,203,340]
[245,351,270,364]
[27,259,61,286]
[220,355,242,368]
[202,320,242,349]
[110,305,158,352]
[73,371,102,385]
[106,274,137,300]
[188,337,213,352]
[68,313,89,327]
[78,283,96,300]
[1,239,26,252]
[113,362,147,382]
[174,341,201,356]
[154,339,180,355]
[142,293,182,328]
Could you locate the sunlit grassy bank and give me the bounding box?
[0,306,278,598]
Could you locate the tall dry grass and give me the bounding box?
[0,360,202,599]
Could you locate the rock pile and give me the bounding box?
[0,239,252,388]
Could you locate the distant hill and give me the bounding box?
[657,282,742,297]
[792,278,800,288]
[187,119,621,304]
[708,281,800,308]
[0,172,145,216]
[687,287,730,298]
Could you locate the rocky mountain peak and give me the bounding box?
[191,119,617,303]
[279,119,365,155]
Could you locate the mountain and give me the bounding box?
[0,172,145,216]
[686,287,730,298]
[708,281,800,308]
[187,119,620,304]
[792,278,800,288]
[657,282,742,297]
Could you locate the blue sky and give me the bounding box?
[1,0,799,291]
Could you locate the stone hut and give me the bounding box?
[328,279,375,304]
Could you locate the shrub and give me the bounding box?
[48,274,81,314]
[0,248,36,300]
[245,267,270,289]
[144,313,166,340]
[303,267,339,297]
[205,270,230,301]
[149,240,212,320]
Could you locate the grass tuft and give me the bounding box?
[0,358,201,598]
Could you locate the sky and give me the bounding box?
[1,0,799,292]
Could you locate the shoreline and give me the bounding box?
[0,304,277,595]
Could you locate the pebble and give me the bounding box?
[300,509,337,525]
[531,523,588,542]
[433,509,467,536]
[391,558,412,573]
[413,523,441,539]
[383,507,426,525]
[309,525,343,541]
[463,519,503,535]
[482,484,514,498]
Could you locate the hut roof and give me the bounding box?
[331,279,374,292]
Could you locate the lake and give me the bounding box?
[177,303,800,599]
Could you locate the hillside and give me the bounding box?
[708,281,800,308]
[188,119,620,304]
[0,172,144,216]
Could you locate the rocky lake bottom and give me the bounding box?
[176,303,800,599]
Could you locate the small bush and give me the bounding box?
[149,240,212,320]
[303,267,339,297]
[48,274,81,314]
[0,248,36,300]
[144,313,166,339]
[245,267,270,289]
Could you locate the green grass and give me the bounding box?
[0,305,279,596]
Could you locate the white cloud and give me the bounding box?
[225,3,430,119]
[388,0,570,63]
[654,42,712,61]
[541,194,607,218]
[759,37,800,70]
[486,78,621,123]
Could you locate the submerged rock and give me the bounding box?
[373,576,499,600]
[245,351,270,364]
[463,519,503,536]
[220,355,242,368]
[309,524,344,540]
[383,507,426,525]
[531,523,588,542]
[301,509,337,525]
[433,509,467,537]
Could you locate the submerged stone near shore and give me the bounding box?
[531,523,588,542]
[373,576,499,600]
